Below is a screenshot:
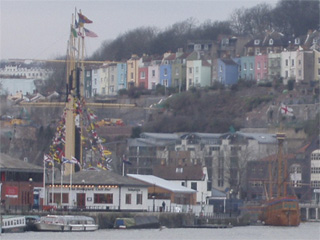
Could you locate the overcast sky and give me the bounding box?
[1,0,278,60]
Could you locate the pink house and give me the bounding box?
[138,67,148,89]
[255,55,268,81]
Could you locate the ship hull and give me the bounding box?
[260,197,300,226]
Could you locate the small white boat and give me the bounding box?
[35,215,98,232]
[1,215,26,233]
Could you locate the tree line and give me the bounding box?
[91,0,319,61]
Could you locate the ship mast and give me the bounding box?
[276,132,286,197]
[64,12,84,175]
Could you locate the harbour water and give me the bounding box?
[0,222,319,240]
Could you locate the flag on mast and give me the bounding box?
[84,28,98,38]
[78,13,93,26]
[44,154,53,163]
[71,26,78,38]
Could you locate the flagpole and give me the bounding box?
[60,164,63,207]
[70,163,73,207]
[52,161,54,204]
[43,156,46,206]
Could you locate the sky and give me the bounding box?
[1,0,278,60]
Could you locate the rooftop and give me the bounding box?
[0,153,43,172]
[127,174,196,193]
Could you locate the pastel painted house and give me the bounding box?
[217,58,239,86]
[268,53,281,81]
[240,56,255,81]
[84,68,92,98]
[281,50,297,84]
[138,66,149,89]
[255,54,268,82]
[127,54,140,88]
[91,66,101,96]
[117,62,127,91]
[148,63,161,90]
[160,53,176,88]
[186,59,211,90]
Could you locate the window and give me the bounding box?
[126,194,132,204]
[311,151,320,160]
[291,59,294,67]
[94,194,113,204]
[311,167,320,173]
[254,39,260,45]
[244,63,247,70]
[269,39,273,45]
[318,68,320,76]
[140,71,145,79]
[257,62,260,70]
[250,63,253,70]
[130,72,134,79]
[189,67,192,74]
[311,181,320,188]
[175,67,179,75]
[285,59,289,67]
[191,182,197,191]
[152,70,155,77]
[86,71,91,77]
[194,44,201,50]
[255,48,260,55]
[176,168,183,173]
[285,71,288,78]
[295,38,300,45]
[164,68,168,76]
[298,70,302,76]
[298,60,302,65]
[136,194,142,204]
[220,66,222,72]
[318,58,320,64]
[196,67,199,73]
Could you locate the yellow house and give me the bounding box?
[126,54,140,88]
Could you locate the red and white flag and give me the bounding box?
[280,103,293,116]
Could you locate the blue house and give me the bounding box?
[84,68,92,98]
[159,64,172,88]
[217,59,239,86]
[240,56,255,81]
[117,62,127,91]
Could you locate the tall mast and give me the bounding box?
[64,13,79,175]
[276,132,286,197]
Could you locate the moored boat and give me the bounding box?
[34,215,99,232]
[259,132,300,226]
[260,196,300,226]
[1,215,26,233]
[114,216,160,229]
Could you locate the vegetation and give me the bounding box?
[89,0,318,61]
[141,85,276,133]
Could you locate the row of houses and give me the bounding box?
[0,65,52,80]
[83,30,320,97]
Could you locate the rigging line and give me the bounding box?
[31,33,69,60]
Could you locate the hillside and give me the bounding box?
[141,83,319,135]
[142,85,276,133]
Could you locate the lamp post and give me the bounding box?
[152,183,155,212]
[29,178,33,211]
[229,189,233,217]
[81,179,85,210]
